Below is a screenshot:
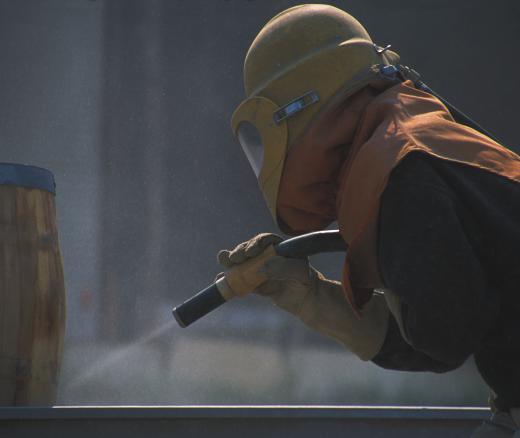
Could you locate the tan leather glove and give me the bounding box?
[218,233,390,361]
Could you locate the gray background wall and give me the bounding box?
[0,0,518,406]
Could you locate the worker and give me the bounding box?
[219,4,520,437]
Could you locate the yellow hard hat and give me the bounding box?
[231,4,399,221]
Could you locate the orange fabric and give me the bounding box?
[277,81,520,315]
[277,86,377,234]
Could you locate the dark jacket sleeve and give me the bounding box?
[371,154,500,372]
[374,315,460,373]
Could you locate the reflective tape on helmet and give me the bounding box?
[273,91,320,124]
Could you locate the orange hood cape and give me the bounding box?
[277,81,520,315]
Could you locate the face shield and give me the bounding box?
[231,92,319,220]
[231,95,287,220]
[236,121,264,177]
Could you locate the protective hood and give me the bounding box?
[232,4,399,222]
[277,80,520,313]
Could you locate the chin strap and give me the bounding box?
[378,64,504,146]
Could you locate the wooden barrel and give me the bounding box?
[0,163,65,406]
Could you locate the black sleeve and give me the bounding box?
[372,156,500,371]
[373,315,461,373]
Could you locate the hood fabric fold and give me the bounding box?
[276,86,377,234]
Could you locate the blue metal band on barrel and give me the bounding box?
[0,163,56,194]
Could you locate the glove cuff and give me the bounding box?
[299,278,389,361]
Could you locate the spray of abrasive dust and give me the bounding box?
[66,320,175,389]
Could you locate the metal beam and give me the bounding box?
[0,406,489,438]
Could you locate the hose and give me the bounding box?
[172,230,347,327]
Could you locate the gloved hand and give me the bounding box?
[218,233,390,360]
